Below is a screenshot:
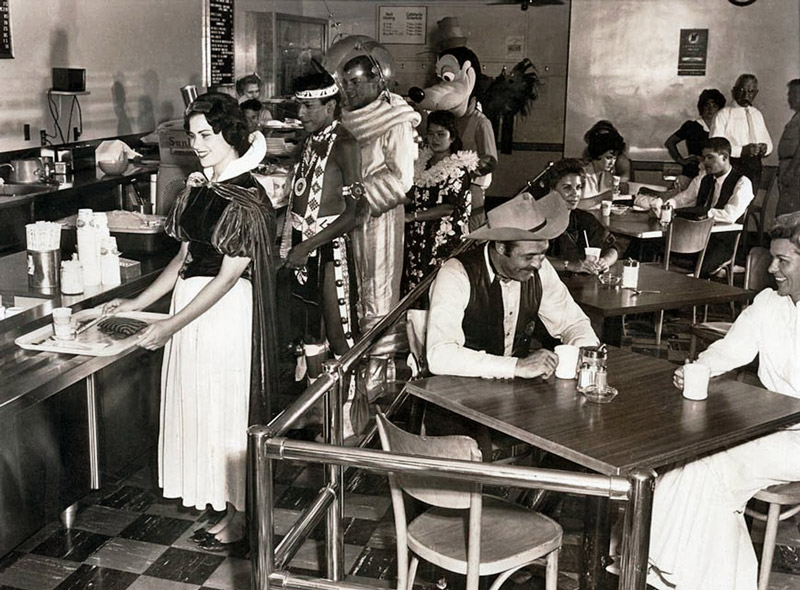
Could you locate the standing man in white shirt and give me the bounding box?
[424,191,599,455]
[635,137,754,277]
[710,73,773,190]
[645,211,800,590]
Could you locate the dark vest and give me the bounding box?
[696,168,745,221]
[457,247,542,358]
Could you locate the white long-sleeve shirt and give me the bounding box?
[426,244,599,379]
[697,288,800,398]
[710,104,773,158]
[665,168,754,224]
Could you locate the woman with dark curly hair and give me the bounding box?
[402,110,477,298]
[664,88,726,189]
[103,92,278,550]
[581,122,627,201]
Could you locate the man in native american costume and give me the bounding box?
[280,73,362,399]
[339,54,421,403]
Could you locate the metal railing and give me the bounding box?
[247,240,653,590]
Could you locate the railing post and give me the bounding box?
[323,359,344,581]
[619,467,657,590]
[248,425,276,590]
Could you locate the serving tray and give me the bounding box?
[16,309,169,356]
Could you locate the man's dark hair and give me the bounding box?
[789,79,800,89]
[240,98,262,113]
[426,110,462,153]
[697,88,726,113]
[703,137,732,159]
[184,92,251,156]
[548,158,585,189]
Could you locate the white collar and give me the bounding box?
[203,130,266,182]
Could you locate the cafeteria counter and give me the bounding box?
[0,248,173,557]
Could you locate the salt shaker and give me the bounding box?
[622,258,639,289]
[660,202,673,225]
[60,254,84,295]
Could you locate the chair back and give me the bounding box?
[664,216,714,277]
[744,246,775,292]
[376,413,480,509]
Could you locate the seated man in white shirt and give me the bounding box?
[643,211,800,590]
[424,191,599,457]
[635,137,754,277]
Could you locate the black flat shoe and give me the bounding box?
[189,527,212,543]
[197,535,249,557]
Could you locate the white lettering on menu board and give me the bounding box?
[0,0,12,59]
[378,6,426,45]
[209,0,234,85]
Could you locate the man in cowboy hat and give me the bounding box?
[423,191,599,461]
[427,191,599,381]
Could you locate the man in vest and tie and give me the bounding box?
[637,137,754,277]
[424,191,600,456]
[711,73,773,191]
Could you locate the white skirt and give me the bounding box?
[159,276,252,511]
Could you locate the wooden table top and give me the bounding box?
[406,348,800,476]
[556,261,754,317]
[589,208,742,239]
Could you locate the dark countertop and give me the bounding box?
[0,248,173,419]
[0,161,159,211]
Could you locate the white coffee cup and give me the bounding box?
[683,363,711,401]
[554,344,580,379]
[52,307,75,341]
[601,200,612,216]
[584,247,602,263]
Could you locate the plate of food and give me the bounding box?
[16,309,168,356]
[610,205,630,215]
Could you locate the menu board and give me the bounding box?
[208,0,234,85]
[0,0,12,59]
[378,6,426,45]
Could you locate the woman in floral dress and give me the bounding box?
[402,110,478,299]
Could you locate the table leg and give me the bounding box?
[619,468,657,590]
[86,373,101,490]
[580,495,610,590]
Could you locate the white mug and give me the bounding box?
[554,344,580,379]
[683,363,711,401]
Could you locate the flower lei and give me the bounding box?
[413,148,479,188]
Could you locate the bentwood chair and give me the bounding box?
[690,246,774,359]
[376,414,562,590]
[654,215,714,344]
[746,482,800,590]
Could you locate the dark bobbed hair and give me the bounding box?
[697,88,726,113]
[548,158,586,189]
[293,72,341,109]
[771,211,800,249]
[426,110,462,153]
[585,125,626,160]
[240,98,262,112]
[184,92,251,157]
[235,73,261,96]
[703,136,732,158]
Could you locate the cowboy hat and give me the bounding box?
[465,190,569,241]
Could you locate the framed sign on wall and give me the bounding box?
[1,0,13,59]
[378,6,426,45]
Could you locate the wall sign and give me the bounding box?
[0,0,13,59]
[677,29,708,76]
[206,0,234,86]
[378,6,426,45]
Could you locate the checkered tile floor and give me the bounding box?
[2,304,800,590]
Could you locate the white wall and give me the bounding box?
[0,0,204,152]
[565,0,800,164]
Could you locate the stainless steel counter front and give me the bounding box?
[0,248,172,557]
